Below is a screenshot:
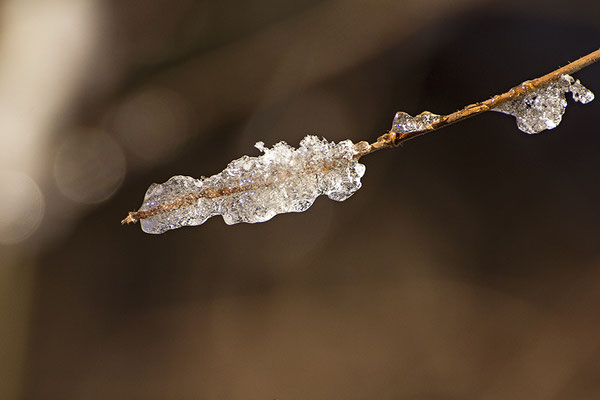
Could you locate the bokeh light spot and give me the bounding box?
[54,129,126,204]
[110,87,194,165]
[0,170,45,245]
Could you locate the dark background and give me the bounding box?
[1,0,600,398]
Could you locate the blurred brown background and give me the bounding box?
[1,0,600,399]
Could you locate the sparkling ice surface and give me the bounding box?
[391,111,442,134]
[493,74,594,134]
[138,136,366,234]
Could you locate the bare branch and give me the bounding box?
[355,48,600,158]
[123,48,599,232]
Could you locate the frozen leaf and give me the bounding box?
[127,136,366,234]
[493,74,594,134]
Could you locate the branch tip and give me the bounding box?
[121,212,139,225]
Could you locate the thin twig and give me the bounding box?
[122,156,353,225]
[123,48,600,227]
[355,48,600,158]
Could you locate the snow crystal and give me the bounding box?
[135,136,366,234]
[493,74,594,134]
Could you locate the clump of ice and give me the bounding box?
[391,111,442,134]
[136,136,366,234]
[493,74,594,134]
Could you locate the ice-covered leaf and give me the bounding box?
[127,136,366,234]
[493,74,594,134]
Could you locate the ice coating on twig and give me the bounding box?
[493,74,594,134]
[391,111,442,134]
[130,136,366,234]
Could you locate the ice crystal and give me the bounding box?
[134,136,366,234]
[493,74,594,134]
[391,111,442,134]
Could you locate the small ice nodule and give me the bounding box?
[131,136,366,234]
[391,111,442,134]
[493,74,595,134]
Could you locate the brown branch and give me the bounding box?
[355,48,600,158]
[121,157,352,224]
[123,48,600,226]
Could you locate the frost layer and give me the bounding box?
[493,74,594,134]
[137,136,366,234]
